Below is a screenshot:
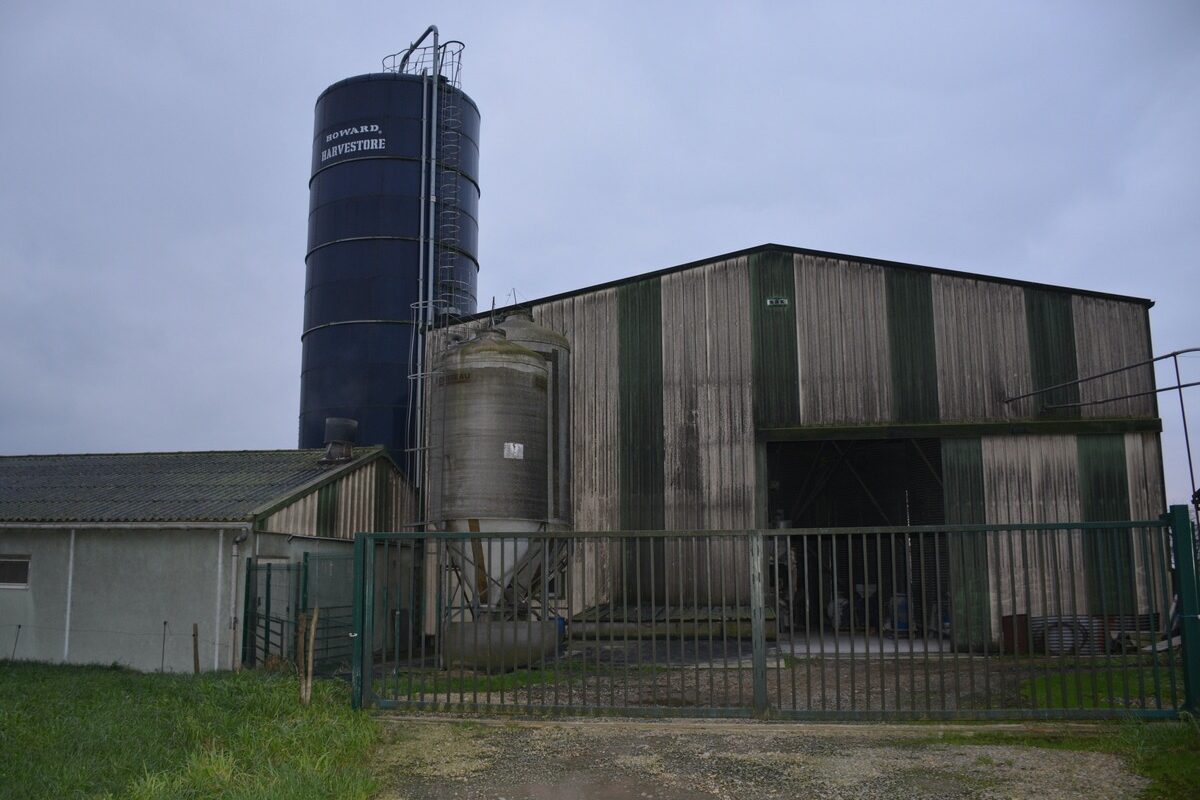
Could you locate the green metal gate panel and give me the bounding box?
[353,510,1197,718]
[886,269,940,423]
[618,278,665,531]
[1077,434,1134,613]
[750,249,800,428]
[943,437,990,650]
[1025,288,1080,419]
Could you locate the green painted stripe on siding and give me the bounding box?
[316,481,340,537]
[886,269,940,423]
[1077,434,1134,613]
[1025,288,1080,419]
[749,249,800,427]
[373,461,392,533]
[943,437,990,649]
[618,278,665,531]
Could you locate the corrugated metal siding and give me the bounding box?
[794,253,893,424]
[749,249,800,427]
[316,482,338,536]
[424,253,1159,549]
[535,289,621,531]
[886,269,940,422]
[932,276,1035,421]
[331,461,375,539]
[618,278,665,531]
[261,492,317,534]
[258,457,414,539]
[662,257,757,530]
[980,435,1083,632]
[1124,431,1169,622]
[389,468,419,530]
[1125,431,1166,517]
[1072,296,1155,418]
[1077,434,1134,612]
[1025,288,1080,419]
[534,292,620,612]
[943,437,990,648]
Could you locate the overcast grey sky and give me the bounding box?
[1,1,1197,504]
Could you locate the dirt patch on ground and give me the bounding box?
[372,717,1146,800]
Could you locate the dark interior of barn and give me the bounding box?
[766,439,951,639]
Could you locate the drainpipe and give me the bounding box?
[230,526,250,671]
[62,528,76,662]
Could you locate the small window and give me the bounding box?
[0,556,30,588]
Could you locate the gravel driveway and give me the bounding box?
[371,716,1146,800]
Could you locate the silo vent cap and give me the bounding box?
[321,417,358,463]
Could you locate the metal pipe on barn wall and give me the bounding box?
[230,526,250,671]
[62,528,75,662]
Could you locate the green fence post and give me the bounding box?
[362,536,377,706]
[351,533,367,710]
[1170,504,1200,715]
[263,562,273,665]
[301,552,310,613]
[749,530,769,718]
[241,557,254,668]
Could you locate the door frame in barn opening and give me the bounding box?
[765,438,951,654]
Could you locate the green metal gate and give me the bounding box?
[351,506,1199,720]
[242,553,358,675]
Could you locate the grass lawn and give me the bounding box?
[1020,667,1186,710]
[0,661,379,799]
[3,660,1197,799]
[921,715,1200,799]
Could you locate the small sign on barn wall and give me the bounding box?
[766,297,789,307]
[503,442,524,460]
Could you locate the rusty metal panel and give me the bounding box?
[1072,296,1156,418]
[661,257,756,531]
[932,275,1035,421]
[794,253,893,424]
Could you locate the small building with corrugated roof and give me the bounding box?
[0,446,412,672]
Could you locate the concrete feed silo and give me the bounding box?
[298,27,480,466]
[495,310,572,529]
[426,329,550,534]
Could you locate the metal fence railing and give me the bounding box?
[242,553,357,675]
[352,506,1199,720]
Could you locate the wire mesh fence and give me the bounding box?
[353,508,1198,719]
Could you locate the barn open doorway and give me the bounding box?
[766,439,950,649]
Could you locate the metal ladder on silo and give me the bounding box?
[435,79,470,320]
